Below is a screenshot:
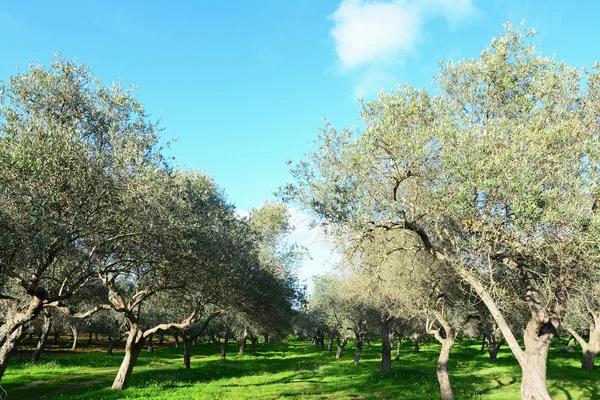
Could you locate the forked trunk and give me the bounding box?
[111,326,145,390]
[336,337,348,359]
[380,324,392,371]
[183,339,192,369]
[31,312,52,363]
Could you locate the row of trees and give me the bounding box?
[0,57,304,389]
[283,24,600,400]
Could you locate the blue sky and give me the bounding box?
[1,0,598,285]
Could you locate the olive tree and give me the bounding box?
[0,57,163,381]
[283,23,600,399]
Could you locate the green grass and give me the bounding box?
[1,338,598,399]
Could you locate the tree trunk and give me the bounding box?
[436,338,455,400]
[174,332,180,348]
[107,337,115,355]
[31,312,52,363]
[519,321,553,400]
[0,324,23,382]
[146,334,154,352]
[327,337,334,353]
[183,339,192,369]
[70,325,78,352]
[380,324,392,371]
[111,326,145,390]
[220,338,229,360]
[263,334,269,348]
[566,325,599,370]
[336,336,348,359]
[158,333,164,345]
[88,331,93,345]
[251,336,258,353]
[414,336,420,352]
[53,329,60,345]
[239,329,248,356]
[353,336,363,365]
[395,336,402,360]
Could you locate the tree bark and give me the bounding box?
[414,336,420,352]
[567,325,600,371]
[251,336,258,353]
[436,337,455,400]
[107,337,116,355]
[239,328,248,356]
[220,338,229,360]
[380,324,392,371]
[336,336,348,359]
[31,311,52,363]
[88,331,93,345]
[174,332,180,348]
[111,325,145,390]
[158,333,164,345]
[353,335,364,365]
[395,336,402,360]
[263,334,269,348]
[519,320,553,400]
[183,339,192,369]
[146,333,154,352]
[70,324,78,352]
[327,337,334,353]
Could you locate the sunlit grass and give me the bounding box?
[1,338,598,399]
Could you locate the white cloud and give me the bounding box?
[331,1,422,71]
[330,0,478,96]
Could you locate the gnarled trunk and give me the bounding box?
[336,336,348,359]
[31,311,52,363]
[111,325,145,390]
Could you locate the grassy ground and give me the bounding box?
[1,338,598,399]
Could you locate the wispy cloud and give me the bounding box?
[330,0,478,97]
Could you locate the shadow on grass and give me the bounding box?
[5,339,600,400]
